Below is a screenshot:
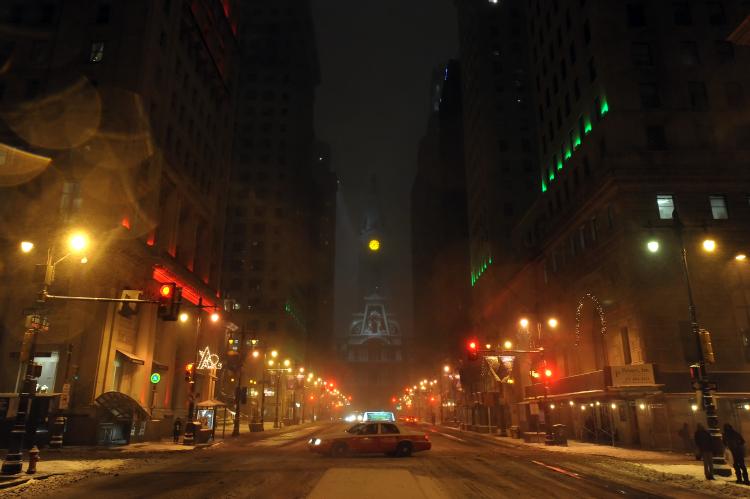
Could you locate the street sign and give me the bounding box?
[59,383,71,410]
[150,373,161,384]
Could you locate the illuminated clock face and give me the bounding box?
[368,239,381,251]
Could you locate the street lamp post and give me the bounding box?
[516,317,557,446]
[673,213,725,463]
[3,233,88,475]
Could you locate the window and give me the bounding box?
[583,20,591,44]
[709,195,728,219]
[726,82,743,107]
[715,41,734,62]
[646,126,667,150]
[627,3,647,27]
[89,41,104,63]
[688,81,708,110]
[631,42,653,66]
[640,83,660,109]
[96,3,111,23]
[673,1,692,25]
[679,41,699,65]
[657,195,675,219]
[707,2,726,25]
[381,424,399,434]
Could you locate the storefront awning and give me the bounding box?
[196,399,227,408]
[117,349,145,365]
[95,391,150,420]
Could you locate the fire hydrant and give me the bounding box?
[26,446,40,474]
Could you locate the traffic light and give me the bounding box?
[184,362,194,382]
[157,283,182,321]
[544,368,553,379]
[699,329,715,364]
[467,340,478,361]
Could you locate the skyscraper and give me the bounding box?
[222,0,329,366]
[411,60,470,369]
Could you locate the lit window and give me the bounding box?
[89,41,104,63]
[657,195,674,219]
[709,195,728,219]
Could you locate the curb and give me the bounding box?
[0,472,59,490]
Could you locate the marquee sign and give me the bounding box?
[197,346,223,370]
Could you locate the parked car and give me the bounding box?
[308,422,431,457]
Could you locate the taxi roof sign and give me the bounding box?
[362,411,395,422]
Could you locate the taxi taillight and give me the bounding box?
[423,434,429,441]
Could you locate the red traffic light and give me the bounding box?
[544,368,553,378]
[467,340,479,361]
[160,284,172,297]
[468,341,477,350]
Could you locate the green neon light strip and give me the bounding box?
[574,135,581,149]
[541,180,547,192]
[600,98,609,116]
[584,120,592,134]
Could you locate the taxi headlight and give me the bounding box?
[313,438,322,446]
[308,438,314,444]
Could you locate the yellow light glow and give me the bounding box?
[639,403,646,410]
[691,404,699,412]
[547,318,558,329]
[503,340,513,350]
[20,241,34,253]
[736,253,747,262]
[702,239,716,252]
[252,351,260,358]
[80,256,88,264]
[744,404,750,411]
[647,240,660,253]
[179,312,189,323]
[485,343,491,349]
[443,365,450,373]
[268,360,274,367]
[610,403,617,410]
[271,350,278,358]
[68,232,89,253]
[283,359,290,367]
[519,318,529,328]
[549,404,555,410]
[569,401,575,406]
[210,312,220,322]
[368,239,381,251]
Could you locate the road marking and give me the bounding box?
[431,431,466,443]
[531,460,582,480]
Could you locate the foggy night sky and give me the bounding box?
[311,0,459,339]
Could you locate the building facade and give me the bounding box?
[411,60,470,374]
[0,0,237,444]
[461,0,750,450]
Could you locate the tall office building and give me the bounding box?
[460,0,750,450]
[0,0,238,444]
[453,0,540,335]
[411,60,470,371]
[222,0,328,368]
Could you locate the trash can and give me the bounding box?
[196,428,212,444]
[552,424,567,446]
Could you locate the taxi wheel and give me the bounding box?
[330,442,349,458]
[395,442,412,458]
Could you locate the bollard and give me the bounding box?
[26,446,40,474]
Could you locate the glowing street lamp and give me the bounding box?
[519,318,529,328]
[647,240,660,253]
[179,312,189,323]
[68,231,89,253]
[547,318,558,329]
[503,340,513,350]
[702,239,716,252]
[210,311,220,322]
[271,350,278,358]
[20,241,34,253]
[443,365,450,373]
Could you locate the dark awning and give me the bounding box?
[116,349,145,365]
[95,391,150,420]
[152,360,169,371]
